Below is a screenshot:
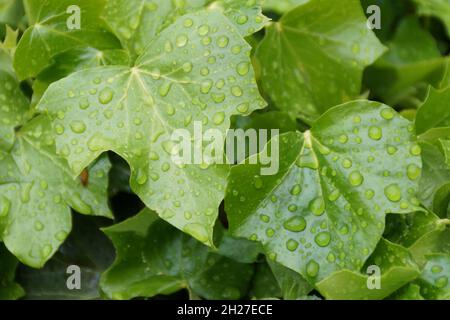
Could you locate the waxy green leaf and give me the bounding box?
[14,0,121,80]
[256,0,386,123]
[263,0,307,14]
[0,116,112,268]
[103,0,268,56]
[316,239,420,300]
[416,253,450,299]
[0,243,24,299]
[38,10,266,246]
[413,0,450,36]
[100,209,254,300]
[226,101,422,282]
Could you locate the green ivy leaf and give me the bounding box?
[226,101,422,283]
[249,261,282,299]
[413,0,450,36]
[365,17,446,107]
[418,142,450,215]
[100,209,254,300]
[384,211,450,266]
[38,10,266,246]
[0,50,30,151]
[316,239,420,300]
[0,243,24,300]
[14,0,121,80]
[0,0,24,28]
[263,0,307,14]
[255,0,386,123]
[267,259,312,299]
[416,253,450,299]
[103,0,268,56]
[0,115,112,268]
[389,283,425,300]
[32,47,130,106]
[17,215,115,300]
[416,87,450,135]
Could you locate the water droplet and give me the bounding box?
[236,62,250,76]
[435,276,448,288]
[176,34,188,47]
[41,244,52,258]
[231,86,243,97]
[213,112,225,125]
[315,232,331,247]
[98,87,114,104]
[254,176,263,189]
[236,102,249,114]
[286,239,299,252]
[407,164,421,180]
[342,158,352,169]
[237,15,248,25]
[198,24,210,36]
[183,18,193,28]
[34,221,44,231]
[410,144,421,156]
[217,36,229,48]
[349,171,364,186]
[158,82,172,97]
[70,121,86,134]
[384,184,402,202]
[55,231,67,241]
[365,189,375,200]
[309,197,325,216]
[283,216,307,232]
[368,126,382,140]
[380,108,394,120]
[266,228,275,237]
[431,265,443,273]
[328,189,341,202]
[0,196,11,217]
[306,260,320,277]
[290,184,302,196]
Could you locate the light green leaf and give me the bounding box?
[316,239,420,300]
[389,283,425,300]
[0,50,30,151]
[365,17,446,107]
[0,115,112,268]
[100,209,254,300]
[103,0,268,56]
[38,10,266,246]
[267,259,312,299]
[417,253,450,299]
[418,142,450,215]
[416,87,450,135]
[14,0,121,80]
[255,0,386,123]
[226,101,422,283]
[384,211,450,266]
[17,215,115,300]
[32,47,130,106]
[413,0,450,36]
[0,242,24,300]
[263,0,307,14]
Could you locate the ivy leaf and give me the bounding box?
[416,87,450,135]
[14,0,121,80]
[365,18,446,107]
[384,211,450,266]
[263,0,307,14]
[250,261,282,299]
[316,239,420,300]
[226,101,422,283]
[0,115,112,268]
[103,0,268,56]
[100,209,254,300]
[389,283,425,300]
[0,243,24,300]
[413,0,450,36]
[267,259,312,299]
[0,0,24,28]
[38,10,266,246]
[255,0,386,123]
[32,47,130,106]
[416,253,450,299]
[17,215,115,300]
[418,142,450,215]
[0,50,30,151]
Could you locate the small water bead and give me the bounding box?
[55,231,67,241]
[34,221,44,231]
[435,276,448,288]
[338,134,348,144]
[217,36,229,48]
[213,112,225,125]
[198,24,210,36]
[260,214,270,223]
[231,86,243,97]
[98,87,114,104]
[183,18,193,28]
[410,144,422,156]
[212,93,225,103]
[431,265,443,273]
[176,34,188,47]
[0,196,11,217]
[349,171,364,186]
[236,102,249,114]
[236,62,250,76]
[380,108,394,120]
[328,189,341,202]
[158,82,172,97]
[286,239,299,252]
[365,189,375,200]
[41,244,53,259]
[342,158,352,169]
[266,228,275,237]
[384,184,402,202]
[315,232,331,247]
[283,216,307,232]
[70,121,86,134]
[306,260,320,277]
[237,15,248,24]
[290,184,302,195]
[310,197,325,216]
[55,124,65,135]
[288,204,298,212]
[368,126,382,140]
[387,145,397,155]
[407,164,421,180]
